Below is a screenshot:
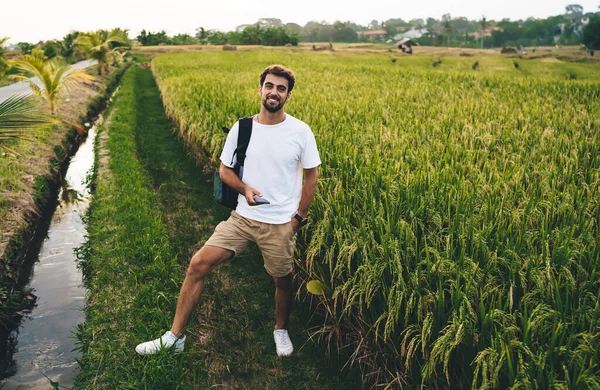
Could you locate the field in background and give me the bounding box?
[151,51,600,388]
[133,43,598,63]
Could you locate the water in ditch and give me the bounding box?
[0,123,98,389]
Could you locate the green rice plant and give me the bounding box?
[150,51,600,388]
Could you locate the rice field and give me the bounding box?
[151,51,600,388]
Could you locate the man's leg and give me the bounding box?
[257,221,296,356]
[171,245,233,336]
[273,273,293,330]
[135,245,232,355]
[272,272,294,357]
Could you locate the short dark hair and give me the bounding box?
[259,65,295,93]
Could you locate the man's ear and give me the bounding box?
[287,91,292,101]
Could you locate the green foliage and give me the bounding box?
[41,40,61,59]
[75,29,130,75]
[170,33,198,45]
[0,94,54,153]
[8,54,95,114]
[136,29,170,46]
[583,15,600,50]
[60,31,81,62]
[0,37,8,79]
[152,51,600,388]
[302,21,366,43]
[143,25,299,47]
[232,24,298,46]
[16,42,35,55]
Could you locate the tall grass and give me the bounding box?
[152,51,600,388]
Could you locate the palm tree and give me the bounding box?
[8,51,95,115]
[0,94,54,153]
[0,37,9,79]
[75,29,129,75]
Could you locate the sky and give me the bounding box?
[2,0,599,44]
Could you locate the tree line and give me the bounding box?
[3,4,600,54]
[133,6,599,50]
[137,24,299,47]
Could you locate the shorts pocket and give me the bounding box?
[287,221,295,237]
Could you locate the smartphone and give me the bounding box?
[253,195,271,205]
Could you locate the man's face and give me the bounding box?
[259,74,291,113]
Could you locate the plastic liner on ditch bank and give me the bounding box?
[0,119,100,389]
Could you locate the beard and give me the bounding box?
[262,95,286,113]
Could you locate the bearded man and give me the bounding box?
[136,64,321,357]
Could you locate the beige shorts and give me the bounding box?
[204,210,296,277]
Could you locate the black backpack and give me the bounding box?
[213,117,253,209]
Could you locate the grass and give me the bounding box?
[75,64,361,388]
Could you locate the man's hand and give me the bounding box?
[290,218,301,233]
[244,187,263,206]
[290,211,306,234]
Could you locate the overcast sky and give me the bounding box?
[2,0,599,44]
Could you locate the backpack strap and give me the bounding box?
[234,117,253,167]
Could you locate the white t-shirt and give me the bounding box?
[220,114,321,224]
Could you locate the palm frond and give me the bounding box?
[7,55,92,114]
[0,94,53,129]
[0,94,54,152]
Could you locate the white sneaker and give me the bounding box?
[273,329,293,357]
[135,331,186,355]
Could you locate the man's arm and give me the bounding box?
[292,167,319,230]
[219,163,261,206]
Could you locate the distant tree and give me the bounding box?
[565,4,584,16]
[382,21,397,37]
[332,21,359,42]
[449,16,470,39]
[239,24,262,45]
[426,17,437,30]
[565,4,584,33]
[42,40,61,59]
[136,30,169,46]
[75,29,129,75]
[583,14,600,49]
[171,33,198,45]
[195,27,209,44]
[303,21,334,42]
[442,14,452,46]
[17,42,36,55]
[61,32,80,61]
[480,16,488,48]
[409,18,425,30]
[283,23,303,36]
[207,31,228,45]
[257,18,283,28]
[0,37,8,79]
[492,20,519,47]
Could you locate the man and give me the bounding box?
[135,64,320,357]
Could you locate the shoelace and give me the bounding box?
[275,332,290,345]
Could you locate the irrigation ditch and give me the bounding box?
[0,62,130,388]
